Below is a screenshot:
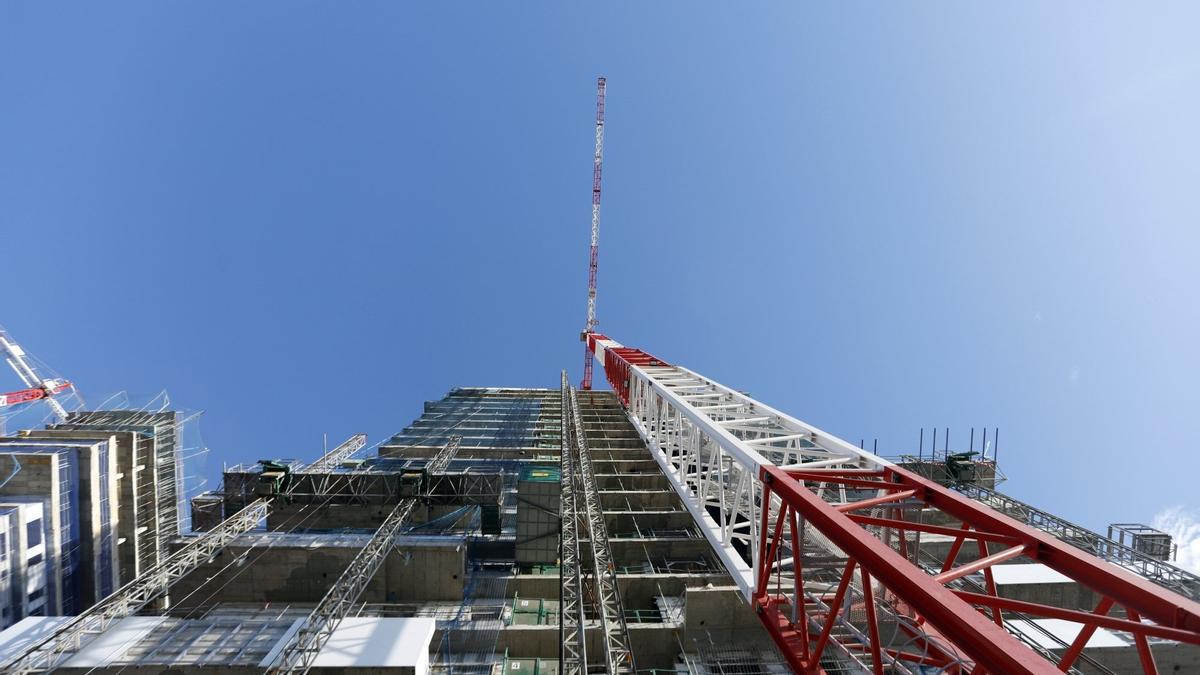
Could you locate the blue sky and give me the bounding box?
[2,3,1198,561]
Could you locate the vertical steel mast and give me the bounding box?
[580,76,607,390]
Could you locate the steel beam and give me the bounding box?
[559,373,588,675]
[589,333,1200,675]
[303,433,367,471]
[265,437,461,675]
[568,383,635,674]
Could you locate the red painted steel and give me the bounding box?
[580,77,607,391]
[595,338,1200,673]
[597,342,666,406]
[0,381,71,408]
[756,465,1200,673]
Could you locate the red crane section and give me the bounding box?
[0,325,72,421]
[589,333,1200,674]
[580,76,607,390]
[0,381,73,410]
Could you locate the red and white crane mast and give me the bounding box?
[580,76,606,390]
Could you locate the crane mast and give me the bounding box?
[580,76,606,390]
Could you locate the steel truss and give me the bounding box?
[587,333,1200,675]
[559,373,588,675]
[580,76,607,391]
[306,433,367,470]
[0,324,71,421]
[955,482,1200,601]
[568,382,636,674]
[266,436,462,675]
[2,499,271,674]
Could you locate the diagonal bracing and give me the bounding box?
[566,379,636,674]
[2,498,271,674]
[585,332,1200,675]
[266,435,462,675]
[559,372,589,675]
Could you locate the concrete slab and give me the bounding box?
[991,563,1074,585]
[0,616,71,668]
[308,617,434,671]
[62,616,167,667]
[1007,618,1128,650]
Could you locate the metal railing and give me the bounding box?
[954,483,1200,601]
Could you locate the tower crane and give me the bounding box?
[580,76,606,390]
[0,324,73,422]
[570,80,1199,672]
[583,332,1200,674]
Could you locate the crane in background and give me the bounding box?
[0,324,73,422]
[580,76,606,390]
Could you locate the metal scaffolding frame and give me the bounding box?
[306,433,367,471]
[586,332,1200,674]
[265,436,462,675]
[2,498,271,674]
[568,383,635,674]
[955,482,1200,601]
[559,373,588,675]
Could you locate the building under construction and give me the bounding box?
[0,353,1197,673]
[0,77,1199,673]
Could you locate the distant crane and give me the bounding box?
[0,324,72,422]
[580,76,607,390]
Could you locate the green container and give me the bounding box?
[504,658,559,675]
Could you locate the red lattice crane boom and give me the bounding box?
[585,332,1200,674]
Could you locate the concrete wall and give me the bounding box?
[18,432,123,601]
[0,452,62,614]
[169,542,465,608]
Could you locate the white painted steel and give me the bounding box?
[567,383,635,674]
[558,374,587,675]
[584,80,606,336]
[594,339,892,600]
[0,326,68,421]
[305,433,368,471]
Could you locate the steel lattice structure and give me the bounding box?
[580,76,606,391]
[2,499,271,674]
[586,332,1200,674]
[559,373,588,675]
[567,383,636,674]
[305,433,368,471]
[954,482,1200,601]
[266,436,462,675]
[0,324,72,421]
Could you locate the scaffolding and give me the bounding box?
[559,374,588,675]
[265,436,463,674]
[956,483,1200,600]
[563,374,636,674]
[2,498,270,674]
